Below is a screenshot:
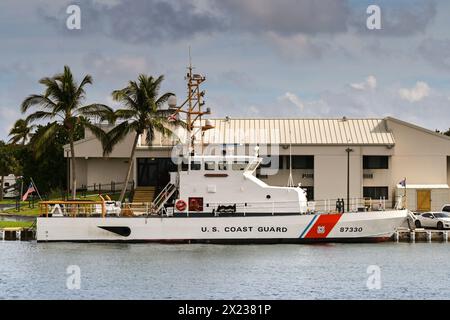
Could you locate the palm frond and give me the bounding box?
[103,121,135,155]
[25,111,56,123]
[29,122,60,158]
[21,94,57,113]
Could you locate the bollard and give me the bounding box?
[0,230,4,240]
[427,231,431,243]
[410,231,415,243]
[444,231,449,243]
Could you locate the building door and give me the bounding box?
[416,190,431,212]
[137,158,176,187]
[137,158,158,186]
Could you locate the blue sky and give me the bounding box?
[1,0,450,140]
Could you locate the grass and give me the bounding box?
[0,199,18,205]
[0,221,34,229]
[3,205,40,216]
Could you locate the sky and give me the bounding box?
[1,0,450,140]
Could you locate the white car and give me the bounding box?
[415,212,450,230]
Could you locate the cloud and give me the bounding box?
[215,0,350,36]
[278,92,305,110]
[266,32,330,60]
[398,81,430,102]
[418,38,450,71]
[82,52,153,77]
[350,75,377,91]
[0,106,20,139]
[38,0,225,43]
[350,1,437,37]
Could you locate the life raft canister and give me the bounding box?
[175,199,187,212]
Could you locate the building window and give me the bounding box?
[287,156,314,169]
[363,187,389,199]
[363,156,388,169]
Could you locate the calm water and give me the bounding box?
[0,241,449,299]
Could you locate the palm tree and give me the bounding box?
[8,119,35,145]
[21,66,113,199]
[106,74,183,202]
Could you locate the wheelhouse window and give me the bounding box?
[363,156,388,169]
[205,161,216,171]
[190,161,201,170]
[363,186,389,199]
[218,161,228,170]
[232,161,248,171]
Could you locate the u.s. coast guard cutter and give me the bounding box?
[36,66,410,243]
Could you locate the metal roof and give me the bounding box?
[200,118,395,145]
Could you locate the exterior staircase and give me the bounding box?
[151,183,177,214]
[132,186,156,203]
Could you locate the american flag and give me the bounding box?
[22,183,35,201]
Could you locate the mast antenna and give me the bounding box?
[167,49,214,156]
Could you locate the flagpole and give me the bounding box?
[30,177,42,201]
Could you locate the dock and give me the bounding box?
[0,227,35,241]
[394,228,449,243]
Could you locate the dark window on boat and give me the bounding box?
[180,157,188,171]
[205,161,215,171]
[363,156,388,169]
[302,186,314,201]
[218,161,228,170]
[287,156,314,169]
[4,182,9,187]
[363,187,389,199]
[190,161,201,170]
[232,161,248,171]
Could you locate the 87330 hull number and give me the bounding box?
[340,227,363,232]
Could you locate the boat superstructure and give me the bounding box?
[36,64,411,243]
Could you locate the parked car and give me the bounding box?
[415,212,450,230]
[441,204,450,213]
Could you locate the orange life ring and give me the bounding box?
[176,200,187,211]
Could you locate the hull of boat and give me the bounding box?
[36,210,408,243]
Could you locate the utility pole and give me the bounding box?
[66,150,70,201]
[345,147,354,212]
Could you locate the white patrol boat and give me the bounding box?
[36,66,410,243]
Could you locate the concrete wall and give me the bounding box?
[387,119,450,186]
[397,187,449,212]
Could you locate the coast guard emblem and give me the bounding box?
[317,226,325,234]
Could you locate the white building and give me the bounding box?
[65,116,450,212]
